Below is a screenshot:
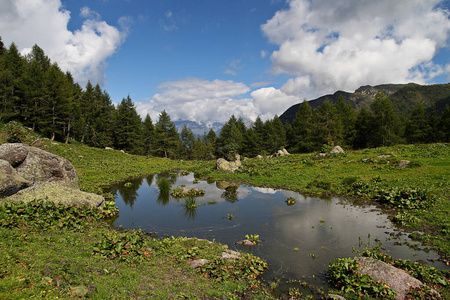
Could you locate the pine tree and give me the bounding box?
[217,115,244,158]
[369,92,403,147]
[313,100,343,148]
[353,106,374,149]
[405,102,430,144]
[291,101,315,153]
[335,96,357,147]
[114,95,144,154]
[142,114,155,156]
[180,124,195,159]
[153,110,179,158]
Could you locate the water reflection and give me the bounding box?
[110,171,448,284]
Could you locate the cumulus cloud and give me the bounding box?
[0,0,127,86]
[261,0,450,99]
[135,77,299,125]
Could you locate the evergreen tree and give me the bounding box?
[217,115,244,158]
[153,110,179,158]
[405,102,430,144]
[291,101,315,153]
[114,95,144,154]
[439,105,450,142]
[142,114,155,156]
[313,100,343,147]
[369,92,403,147]
[335,96,357,147]
[1,43,26,121]
[353,106,374,149]
[180,124,196,159]
[242,128,260,157]
[22,45,50,131]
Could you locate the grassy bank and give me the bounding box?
[1,137,449,299]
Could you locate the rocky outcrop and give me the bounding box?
[0,143,104,209]
[354,257,438,300]
[0,159,32,197]
[216,154,242,173]
[3,183,104,209]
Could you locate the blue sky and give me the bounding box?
[1,0,449,125]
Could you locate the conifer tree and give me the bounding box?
[114,95,144,154]
[180,124,196,159]
[153,110,179,158]
[142,114,155,156]
[313,100,343,147]
[353,106,374,149]
[369,92,403,147]
[335,96,357,147]
[291,101,315,152]
[405,102,430,143]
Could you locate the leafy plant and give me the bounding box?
[376,187,435,209]
[285,197,296,206]
[245,234,260,245]
[183,197,198,209]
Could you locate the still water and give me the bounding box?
[109,172,448,284]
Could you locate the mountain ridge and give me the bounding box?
[279,83,450,124]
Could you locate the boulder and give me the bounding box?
[330,146,345,154]
[188,258,210,268]
[277,150,284,156]
[8,145,79,188]
[1,182,105,209]
[0,143,29,167]
[256,155,263,159]
[216,154,242,173]
[354,257,437,300]
[282,148,290,155]
[0,159,32,197]
[397,160,411,169]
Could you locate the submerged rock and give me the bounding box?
[235,239,255,247]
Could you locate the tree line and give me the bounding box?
[1,37,449,160]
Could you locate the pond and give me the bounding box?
[108,171,448,287]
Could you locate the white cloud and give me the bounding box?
[0,0,127,87]
[262,0,450,99]
[135,77,301,125]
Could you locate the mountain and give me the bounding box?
[174,120,223,136]
[279,83,450,124]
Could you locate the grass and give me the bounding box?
[1,133,449,298]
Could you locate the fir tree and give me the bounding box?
[142,114,155,156]
[153,110,179,158]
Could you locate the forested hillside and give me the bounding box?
[1,37,449,160]
[279,83,450,124]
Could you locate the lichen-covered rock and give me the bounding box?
[330,145,345,154]
[354,257,437,300]
[1,183,104,209]
[235,239,255,246]
[0,143,29,167]
[397,160,411,169]
[222,249,242,260]
[188,259,210,268]
[13,145,79,188]
[216,154,242,173]
[0,159,32,197]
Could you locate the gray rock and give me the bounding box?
[0,143,29,167]
[235,239,255,246]
[216,154,242,173]
[14,145,79,188]
[330,145,345,154]
[256,155,263,159]
[397,160,411,169]
[221,249,242,261]
[282,148,290,155]
[1,182,104,209]
[354,257,438,300]
[188,259,210,268]
[0,159,32,197]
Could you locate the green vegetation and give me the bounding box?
[245,234,261,245]
[328,243,449,299]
